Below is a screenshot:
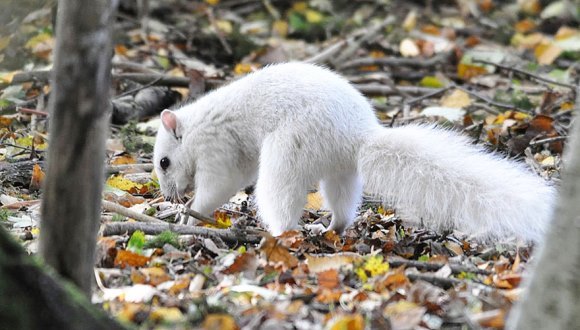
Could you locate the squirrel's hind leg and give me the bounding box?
[320,171,363,234]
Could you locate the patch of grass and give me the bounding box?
[145,230,179,249]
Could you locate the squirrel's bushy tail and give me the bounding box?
[358,125,556,242]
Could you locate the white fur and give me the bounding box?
[153,62,555,241]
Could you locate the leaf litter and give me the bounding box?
[1,0,578,329]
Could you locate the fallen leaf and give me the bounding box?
[328,314,365,330]
[259,235,299,269]
[317,269,340,289]
[534,42,563,65]
[114,249,150,268]
[29,164,45,191]
[150,307,184,323]
[305,191,323,209]
[400,39,420,57]
[306,252,363,273]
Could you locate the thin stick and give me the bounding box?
[340,51,452,70]
[529,136,567,146]
[453,85,531,113]
[101,200,166,224]
[101,221,263,244]
[405,86,452,106]
[355,84,437,96]
[304,39,348,64]
[473,59,576,90]
[387,258,491,275]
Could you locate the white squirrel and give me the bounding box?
[153,62,556,242]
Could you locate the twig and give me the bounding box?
[206,7,233,55]
[529,136,568,146]
[453,84,531,113]
[407,273,462,289]
[114,76,163,99]
[179,205,228,228]
[388,258,491,275]
[11,70,224,89]
[304,39,348,64]
[354,84,437,96]
[333,15,396,64]
[340,51,452,70]
[106,163,154,174]
[101,222,263,244]
[101,200,166,224]
[405,86,452,106]
[472,59,576,90]
[17,107,49,116]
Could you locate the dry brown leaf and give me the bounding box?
[149,307,184,323]
[259,235,299,269]
[29,163,45,191]
[131,267,172,286]
[276,230,304,249]
[222,251,258,275]
[471,309,505,328]
[317,269,340,289]
[114,249,150,268]
[457,63,487,80]
[515,19,537,33]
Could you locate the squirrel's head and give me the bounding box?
[153,109,194,203]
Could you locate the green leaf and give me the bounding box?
[127,230,146,253]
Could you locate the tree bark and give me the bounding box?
[0,226,123,329]
[509,88,580,329]
[40,0,115,295]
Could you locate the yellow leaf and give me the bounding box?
[272,20,288,37]
[419,76,445,88]
[0,36,11,52]
[106,175,143,193]
[512,32,544,49]
[204,0,220,5]
[0,71,18,84]
[534,42,562,65]
[328,314,365,330]
[305,191,323,210]
[457,63,487,80]
[233,63,259,75]
[402,10,417,31]
[203,314,239,330]
[441,89,471,108]
[554,26,579,40]
[292,2,308,13]
[215,20,233,34]
[305,9,324,24]
[363,254,390,277]
[383,300,419,315]
[150,307,184,323]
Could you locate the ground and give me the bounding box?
[0,0,578,329]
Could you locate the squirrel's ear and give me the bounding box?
[161,109,180,139]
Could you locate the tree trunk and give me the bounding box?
[509,88,580,329]
[40,0,115,295]
[0,226,124,329]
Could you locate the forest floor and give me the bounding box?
[1,0,579,329]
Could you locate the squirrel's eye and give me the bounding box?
[160,157,170,170]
